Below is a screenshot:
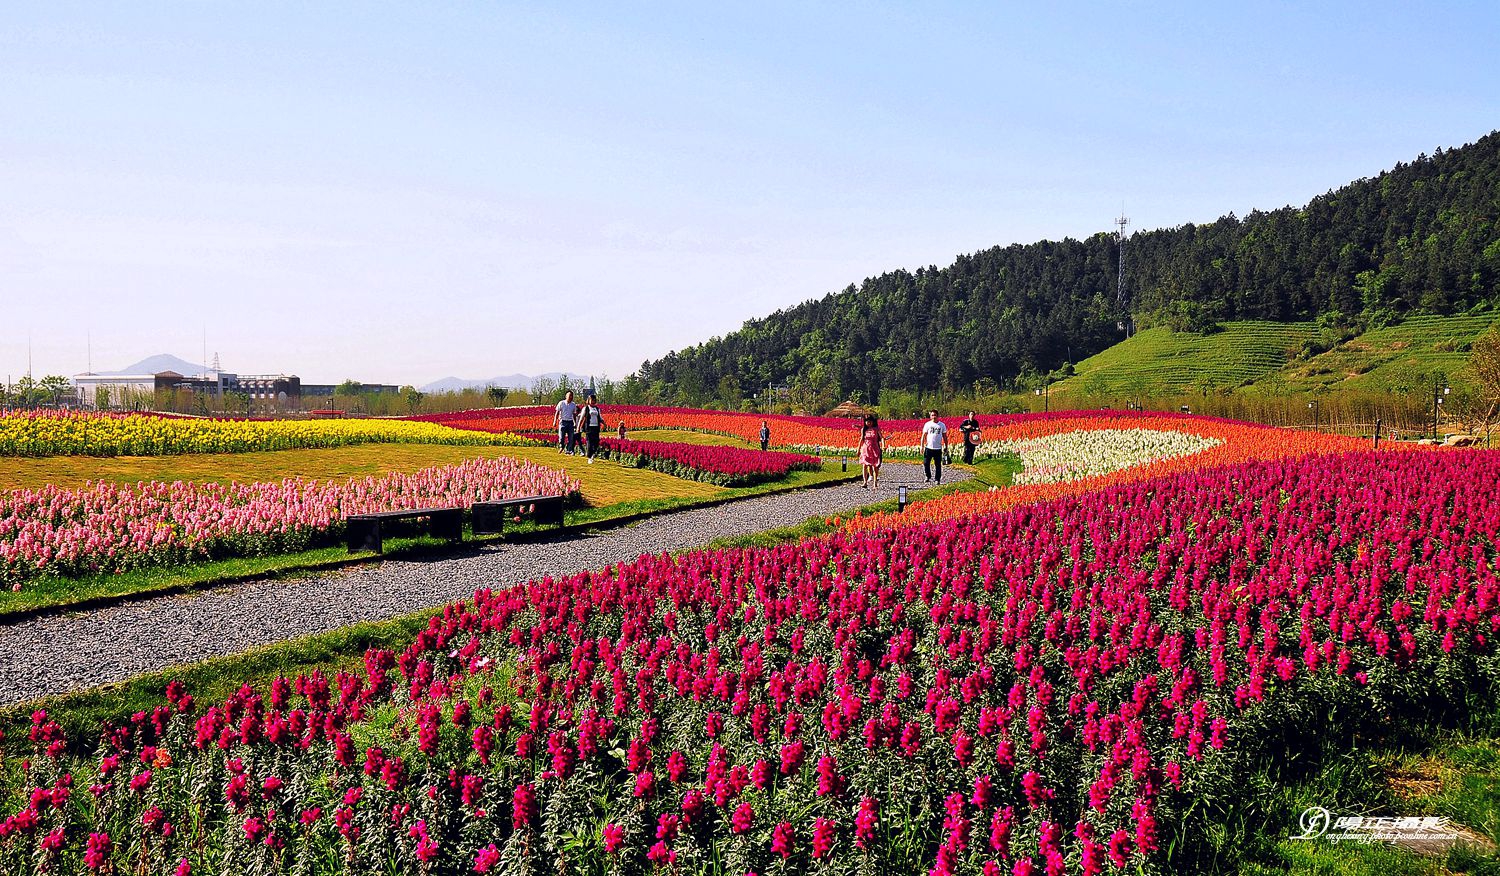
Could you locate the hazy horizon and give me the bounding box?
[4,3,1499,385]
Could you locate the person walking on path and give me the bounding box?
[959,410,981,465]
[759,420,771,451]
[921,410,948,483]
[554,391,579,454]
[858,414,885,490]
[577,394,606,463]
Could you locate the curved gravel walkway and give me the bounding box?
[0,463,970,706]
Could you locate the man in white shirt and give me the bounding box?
[554,391,579,454]
[920,410,948,483]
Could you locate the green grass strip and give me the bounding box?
[2,611,438,750]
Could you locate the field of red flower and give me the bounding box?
[416,406,1361,462]
[845,416,1374,532]
[5,445,1496,875]
[415,406,1188,453]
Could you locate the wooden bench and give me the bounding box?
[471,494,566,535]
[346,506,463,554]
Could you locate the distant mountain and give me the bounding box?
[420,372,587,393]
[105,354,209,376]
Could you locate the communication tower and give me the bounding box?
[1115,213,1132,337]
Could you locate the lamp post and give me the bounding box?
[898,485,908,513]
[1433,380,1450,440]
[1034,378,1050,413]
[1307,399,1320,430]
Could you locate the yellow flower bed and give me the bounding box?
[0,411,540,458]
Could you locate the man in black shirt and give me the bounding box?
[577,394,606,463]
[959,411,980,465]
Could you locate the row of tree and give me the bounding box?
[637,131,1500,406]
[0,373,671,417]
[0,375,73,409]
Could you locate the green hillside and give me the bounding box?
[635,130,1500,406]
[1054,314,1499,397]
[1058,322,1319,394]
[1271,313,1500,393]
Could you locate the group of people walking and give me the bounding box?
[855,409,983,489]
[922,410,984,478]
[552,394,984,483]
[552,390,624,463]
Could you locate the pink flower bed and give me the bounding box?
[0,458,580,587]
[601,438,820,486]
[7,450,1500,873]
[507,431,821,486]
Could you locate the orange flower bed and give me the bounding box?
[843,415,1387,531]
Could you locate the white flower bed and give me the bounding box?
[783,428,1218,480]
[986,428,1220,485]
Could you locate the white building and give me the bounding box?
[72,372,174,409]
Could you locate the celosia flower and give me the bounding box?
[84,832,112,870]
[731,800,754,834]
[772,821,795,858]
[474,843,501,873]
[512,783,537,826]
[855,797,879,848]
[634,771,655,798]
[603,823,625,853]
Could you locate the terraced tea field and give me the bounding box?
[1059,321,1319,394]
[1270,312,1500,393]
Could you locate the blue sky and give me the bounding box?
[3,2,1498,385]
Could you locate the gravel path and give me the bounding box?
[0,462,970,706]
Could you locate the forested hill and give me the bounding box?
[637,130,1500,405]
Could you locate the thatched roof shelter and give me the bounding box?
[824,400,869,418]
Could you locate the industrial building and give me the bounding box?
[73,369,403,410]
[73,370,302,409]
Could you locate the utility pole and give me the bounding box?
[1035,377,1051,412]
[1433,378,1450,440]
